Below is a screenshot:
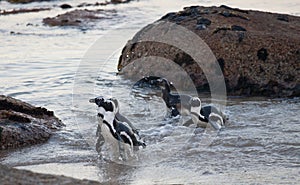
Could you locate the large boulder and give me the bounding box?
[0,95,64,150]
[118,5,300,97]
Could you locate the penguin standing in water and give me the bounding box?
[157,78,226,129]
[188,97,225,130]
[89,96,146,159]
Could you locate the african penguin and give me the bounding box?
[89,97,146,151]
[189,97,226,130]
[156,78,226,129]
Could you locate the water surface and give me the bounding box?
[0,0,299,184]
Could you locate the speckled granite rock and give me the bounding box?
[0,164,102,185]
[0,95,64,150]
[118,5,300,97]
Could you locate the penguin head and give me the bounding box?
[190,97,201,107]
[109,98,119,114]
[89,96,117,113]
[189,97,201,114]
[157,78,171,92]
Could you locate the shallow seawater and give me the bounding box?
[0,0,299,184]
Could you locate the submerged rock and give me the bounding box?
[0,8,50,15]
[43,9,117,27]
[0,164,102,185]
[76,0,134,8]
[60,4,72,9]
[0,95,64,150]
[117,5,300,97]
[110,0,132,4]
[6,0,53,3]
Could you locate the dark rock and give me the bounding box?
[181,6,201,17]
[60,4,72,9]
[0,111,31,123]
[197,8,218,15]
[110,0,132,4]
[0,164,103,185]
[220,5,249,14]
[237,32,245,42]
[6,0,48,3]
[178,10,192,17]
[235,76,254,95]
[161,12,176,20]
[257,48,268,61]
[118,5,300,97]
[76,0,131,8]
[213,27,231,34]
[184,6,200,10]
[277,14,289,22]
[43,9,117,27]
[217,58,225,73]
[196,18,211,30]
[173,15,187,22]
[220,11,231,17]
[10,31,19,35]
[231,25,246,31]
[197,17,211,26]
[0,95,64,150]
[219,11,250,20]
[284,74,295,82]
[187,6,201,17]
[202,170,213,175]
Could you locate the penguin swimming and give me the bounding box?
[133,76,163,89]
[157,78,194,117]
[186,97,226,130]
[89,96,146,155]
[156,78,226,129]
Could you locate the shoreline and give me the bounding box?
[0,164,103,185]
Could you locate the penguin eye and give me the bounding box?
[107,102,114,112]
[95,97,106,107]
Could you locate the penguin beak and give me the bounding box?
[89,98,96,103]
[90,96,105,103]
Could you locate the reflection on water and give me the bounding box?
[0,0,299,184]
